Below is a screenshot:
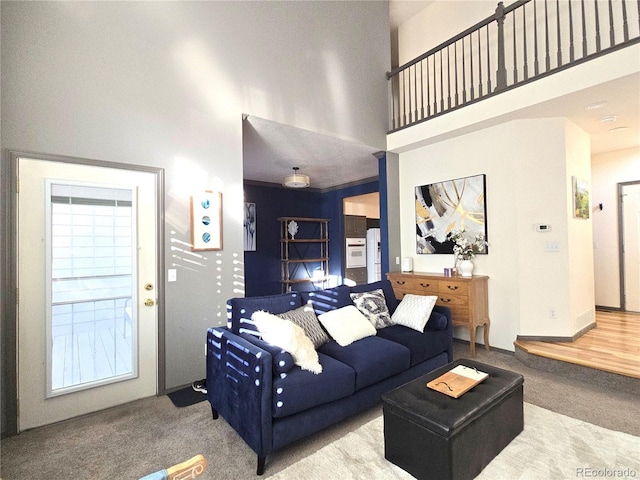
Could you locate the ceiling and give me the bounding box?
[242,116,383,190]
[242,2,639,190]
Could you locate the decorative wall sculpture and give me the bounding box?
[191,191,223,251]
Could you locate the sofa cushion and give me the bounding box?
[317,305,377,347]
[391,294,437,332]
[350,289,394,329]
[350,280,399,314]
[277,304,330,349]
[301,285,352,315]
[240,334,295,375]
[252,311,322,374]
[376,325,451,367]
[318,336,410,390]
[272,352,356,418]
[227,292,303,335]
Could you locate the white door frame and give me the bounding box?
[2,150,165,435]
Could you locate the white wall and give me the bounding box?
[566,121,596,333]
[592,147,640,307]
[0,1,390,390]
[397,118,594,349]
[398,1,495,65]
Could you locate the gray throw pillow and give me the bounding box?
[350,289,394,329]
[277,304,330,349]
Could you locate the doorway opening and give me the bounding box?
[619,181,640,312]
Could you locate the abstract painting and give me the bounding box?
[415,174,487,254]
[244,202,256,251]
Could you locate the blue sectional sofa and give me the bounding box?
[206,279,453,475]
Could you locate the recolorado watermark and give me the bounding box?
[577,467,637,478]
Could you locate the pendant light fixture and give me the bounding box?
[282,167,310,188]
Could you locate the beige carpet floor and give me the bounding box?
[1,343,638,479]
[267,403,640,480]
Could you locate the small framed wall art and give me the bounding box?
[244,202,256,251]
[572,176,590,219]
[191,191,223,251]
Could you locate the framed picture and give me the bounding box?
[573,176,590,219]
[244,202,256,251]
[190,191,222,251]
[415,173,488,254]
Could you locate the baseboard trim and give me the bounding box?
[595,305,622,312]
[516,321,596,343]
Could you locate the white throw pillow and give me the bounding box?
[391,294,438,332]
[317,305,377,347]
[252,310,322,374]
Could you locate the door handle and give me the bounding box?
[144,298,155,307]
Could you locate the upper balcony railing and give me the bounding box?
[388,0,640,133]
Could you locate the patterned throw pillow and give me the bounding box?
[391,294,437,332]
[277,304,330,349]
[350,289,394,329]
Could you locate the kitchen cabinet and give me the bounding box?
[344,215,367,237]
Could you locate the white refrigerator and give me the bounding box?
[366,228,381,283]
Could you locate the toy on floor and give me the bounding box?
[139,454,207,480]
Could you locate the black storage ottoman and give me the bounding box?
[382,359,524,480]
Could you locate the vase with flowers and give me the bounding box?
[448,229,488,277]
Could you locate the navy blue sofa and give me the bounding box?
[206,280,453,475]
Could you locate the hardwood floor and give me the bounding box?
[514,310,640,379]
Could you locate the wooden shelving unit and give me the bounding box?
[279,217,329,293]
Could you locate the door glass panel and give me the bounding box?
[46,182,137,397]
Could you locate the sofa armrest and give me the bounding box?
[240,333,295,375]
[431,305,453,362]
[207,327,273,458]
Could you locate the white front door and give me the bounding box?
[17,157,158,431]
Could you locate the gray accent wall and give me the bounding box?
[384,152,402,272]
[0,0,391,430]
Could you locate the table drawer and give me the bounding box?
[448,306,470,320]
[438,280,469,296]
[389,276,439,296]
[435,294,468,308]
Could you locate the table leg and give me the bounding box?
[469,326,476,357]
[484,321,491,351]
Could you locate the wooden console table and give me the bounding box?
[387,271,490,357]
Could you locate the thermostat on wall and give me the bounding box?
[534,224,552,232]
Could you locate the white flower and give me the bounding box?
[448,229,487,260]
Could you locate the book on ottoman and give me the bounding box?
[427,364,488,398]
